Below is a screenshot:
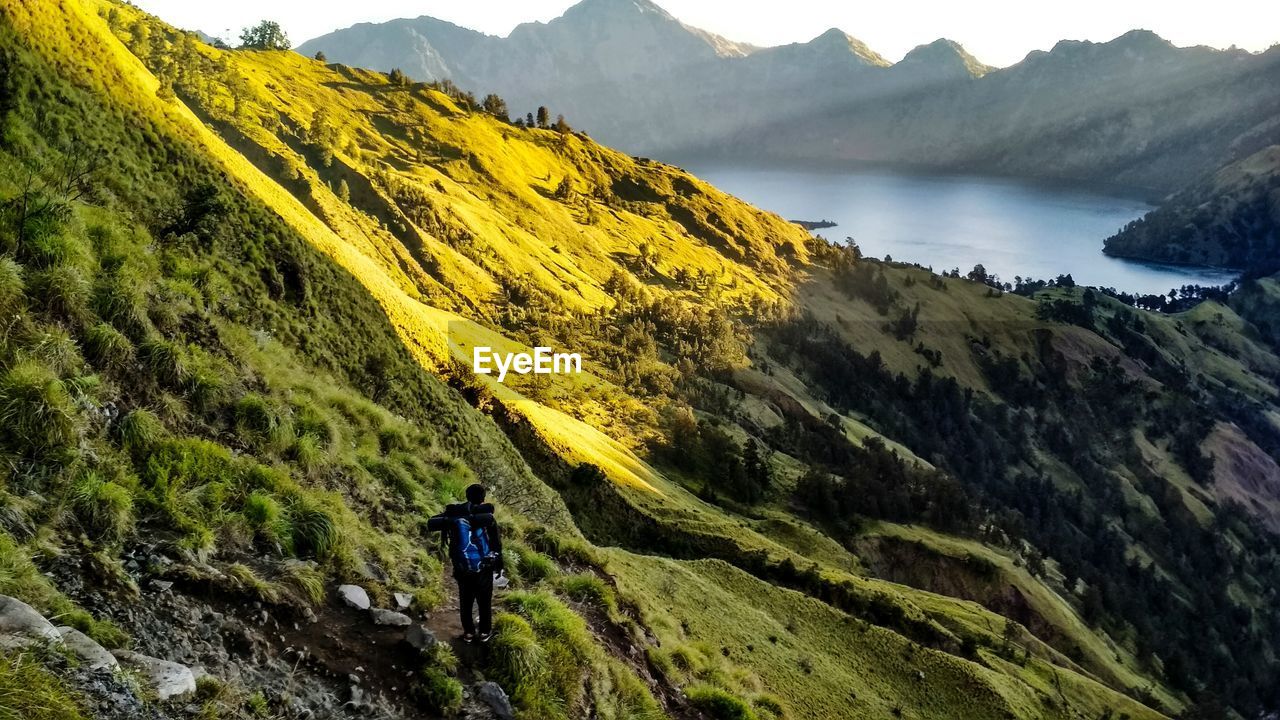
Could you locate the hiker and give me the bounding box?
[427,483,503,642]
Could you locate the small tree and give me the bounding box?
[554,114,571,134]
[313,50,327,62]
[239,20,290,51]
[388,68,411,86]
[481,94,508,120]
[526,112,535,127]
[337,179,351,203]
[535,106,550,129]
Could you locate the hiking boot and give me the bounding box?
[462,632,476,643]
[478,631,493,643]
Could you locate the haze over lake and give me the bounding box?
[689,165,1240,295]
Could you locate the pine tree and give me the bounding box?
[536,106,550,129]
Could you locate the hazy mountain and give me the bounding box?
[298,1,1279,192]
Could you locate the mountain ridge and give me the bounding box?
[297,0,1279,194]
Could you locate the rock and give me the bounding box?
[393,592,413,610]
[57,627,119,670]
[475,681,515,720]
[404,625,437,650]
[370,608,411,627]
[151,580,173,593]
[337,584,370,610]
[112,649,197,701]
[0,596,60,642]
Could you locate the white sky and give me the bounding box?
[133,0,1280,68]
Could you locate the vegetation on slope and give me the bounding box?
[1105,145,1280,270]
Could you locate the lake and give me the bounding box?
[687,164,1239,296]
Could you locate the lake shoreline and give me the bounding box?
[686,163,1237,295]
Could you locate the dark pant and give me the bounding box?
[456,570,493,635]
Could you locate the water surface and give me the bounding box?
[688,165,1238,295]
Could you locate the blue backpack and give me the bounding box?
[454,516,491,573]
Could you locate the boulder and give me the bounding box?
[337,584,370,610]
[0,595,60,642]
[57,626,119,670]
[475,681,515,720]
[112,650,197,701]
[404,625,437,651]
[392,592,413,610]
[370,608,411,627]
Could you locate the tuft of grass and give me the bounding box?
[68,470,135,544]
[0,360,80,457]
[0,651,88,720]
[488,613,546,692]
[140,337,187,387]
[242,490,283,534]
[285,499,339,559]
[28,264,90,323]
[416,667,463,714]
[0,257,25,313]
[685,684,757,720]
[25,328,84,377]
[118,409,166,455]
[513,544,556,584]
[226,563,280,604]
[84,322,134,371]
[91,267,151,338]
[555,572,616,613]
[278,559,324,605]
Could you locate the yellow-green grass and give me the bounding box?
[604,551,1167,720]
[858,522,1182,711]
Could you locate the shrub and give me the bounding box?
[69,470,135,544]
[685,684,756,720]
[84,322,134,370]
[0,361,80,457]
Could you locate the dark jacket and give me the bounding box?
[427,502,502,574]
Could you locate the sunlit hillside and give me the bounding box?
[1,1,1278,719]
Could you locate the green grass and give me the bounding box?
[0,652,86,720]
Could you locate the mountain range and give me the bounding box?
[298,0,1280,193]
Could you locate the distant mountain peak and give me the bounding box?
[899,38,991,77]
[561,0,675,22]
[807,28,889,66]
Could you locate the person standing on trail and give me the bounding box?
[427,483,503,643]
